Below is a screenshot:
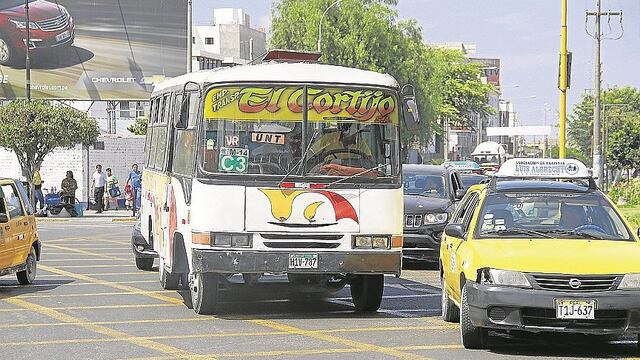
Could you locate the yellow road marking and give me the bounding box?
[44,244,124,261]
[4,297,206,359]
[41,258,132,262]
[17,289,174,299]
[38,272,155,277]
[39,265,183,305]
[0,303,179,312]
[249,320,430,360]
[0,316,214,329]
[42,264,137,268]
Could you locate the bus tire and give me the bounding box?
[135,257,154,271]
[350,274,384,312]
[460,283,488,349]
[190,272,220,315]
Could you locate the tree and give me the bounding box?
[128,116,149,135]
[568,86,640,163]
[548,145,591,166]
[270,0,493,154]
[0,100,99,205]
[607,114,640,171]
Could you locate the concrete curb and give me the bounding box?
[112,218,136,222]
[36,218,71,223]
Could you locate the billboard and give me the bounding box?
[0,0,187,100]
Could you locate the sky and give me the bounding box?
[194,0,640,130]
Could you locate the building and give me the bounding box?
[192,8,267,70]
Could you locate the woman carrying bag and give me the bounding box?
[104,168,121,211]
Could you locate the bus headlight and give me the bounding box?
[480,268,532,288]
[619,274,640,290]
[353,235,390,249]
[193,232,252,248]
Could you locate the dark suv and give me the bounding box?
[0,0,75,66]
[402,164,465,261]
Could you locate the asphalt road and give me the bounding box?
[0,217,638,360]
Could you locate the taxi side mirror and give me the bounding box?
[0,214,7,223]
[455,189,466,200]
[444,224,465,239]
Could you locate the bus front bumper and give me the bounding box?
[191,249,402,276]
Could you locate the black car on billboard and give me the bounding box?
[402,164,465,261]
[0,0,75,66]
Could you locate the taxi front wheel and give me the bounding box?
[441,276,459,322]
[17,247,37,285]
[350,274,384,312]
[460,283,488,349]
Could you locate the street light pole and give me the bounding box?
[317,0,342,53]
[558,0,568,158]
[25,0,31,101]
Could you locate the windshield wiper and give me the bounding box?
[324,164,386,188]
[541,229,607,240]
[278,130,320,187]
[482,228,553,238]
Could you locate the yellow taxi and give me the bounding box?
[439,159,640,349]
[0,178,40,285]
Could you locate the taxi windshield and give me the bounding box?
[475,192,632,241]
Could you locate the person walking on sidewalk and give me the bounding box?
[61,171,78,204]
[91,164,107,213]
[33,166,45,210]
[104,168,119,211]
[126,164,142,216]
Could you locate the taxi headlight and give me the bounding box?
[424,213,448,225]
[619,274,640,290]
[480,268,532,288]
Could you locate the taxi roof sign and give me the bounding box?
[496,158,591,179]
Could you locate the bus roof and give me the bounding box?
[153,62,400,94]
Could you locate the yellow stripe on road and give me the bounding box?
[16,289,174,299]
[4,297,208,359]
[0,316,214,329]
[250,319,431,360]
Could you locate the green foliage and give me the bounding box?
[128,116,149,135]
[270,0,493,147]
[0,100,99,184]
[548,145,591,167]
[618,205,640,230]
[609,179,640,206]
[568,86,640,168]
[607,114,640,170]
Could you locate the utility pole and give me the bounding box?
[586,0,623,188]
[25,0,31,101]
[187,0,192,73]
[558,0,568,158]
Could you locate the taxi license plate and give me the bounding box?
[288,254,318,269]
[56,31,70,42]
[555,299,596,319]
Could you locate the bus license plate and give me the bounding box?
[289,254,318,269]
[556,299,595,319]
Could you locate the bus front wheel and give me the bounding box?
[190,272,220,315]
[350,274,384,312]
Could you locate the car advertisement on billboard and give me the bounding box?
[0,0,187,100]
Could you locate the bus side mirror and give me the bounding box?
[401,84,420,130]
[175,97,188,130]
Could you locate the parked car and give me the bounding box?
[459,173,487,189]
[0,178,41,285]
[131,212,157,271]
[402,165,465,261]
[0,0,75,66]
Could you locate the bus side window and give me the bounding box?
[188,92,199,127]
[145,97,159,168]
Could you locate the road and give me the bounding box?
[0,217,638,360]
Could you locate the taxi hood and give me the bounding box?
[467,239,640,275]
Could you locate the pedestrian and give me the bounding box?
[91,164,107,213]
[124,183,134,210]
[103,168,119,211]
[126,164,142,216]
[60,170,78,204]
[33,166,45,210]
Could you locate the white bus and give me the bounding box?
[138,56,419,314]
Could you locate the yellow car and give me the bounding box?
[440,159,640,349]
[0,178,40,285]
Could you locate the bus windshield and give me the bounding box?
[199,85,399,181]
